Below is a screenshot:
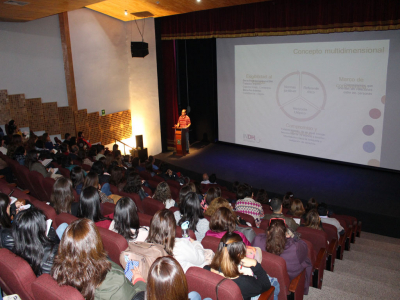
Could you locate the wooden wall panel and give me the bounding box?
[8,94,29,128]
[42,102,60,135]
[0,90,10,125]
[58,106,75,137]
[74,109,88,139]
[87,112,101,144]
[26,98,45,132]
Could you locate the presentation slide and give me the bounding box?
[233,40,389,167]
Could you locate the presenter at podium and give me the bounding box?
[176,109,191,153]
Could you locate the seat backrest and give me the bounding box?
[142,197,165,216]
[142,185,153,197]
[201,236,220,252]
[97,226,128,266]
[186,267,243,300]
[260,250,292,300]
[81,164,92,172]
[29,197,57,227]
[139,171,151,181]
[166,179,180,189]
[297,227,328,253]
[138,212,153,227]
[42,177,56,203]
[169,206,179,214]
[32,274,84,300]
[235,211,256,227]
[322,223,338,243]
[176,225,196,240]
[0,248,36,300]
[16,164,32,191]
[152,175,165,183]
[169,185,179,202]
[221,190,236,200]
[259,219,270,231]
[55,213,78,227]
[115,190,144,213]
[58,167,70,178]
[28,171,47,202]
[101,202,116,216]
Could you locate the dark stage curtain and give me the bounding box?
[160,0,400,40]
[162,40,179,148]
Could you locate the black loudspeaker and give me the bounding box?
[136,135,144,149]
[131,42,149,57]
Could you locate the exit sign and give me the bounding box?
[101,110,105,116]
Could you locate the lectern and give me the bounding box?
[173,126,188,156]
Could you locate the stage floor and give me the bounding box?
[155,142,400,237]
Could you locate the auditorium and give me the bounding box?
[1,0,400,299]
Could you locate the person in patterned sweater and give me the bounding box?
[234,184,264,228]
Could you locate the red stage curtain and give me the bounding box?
[160,0,400,40]
[162,40,179,148]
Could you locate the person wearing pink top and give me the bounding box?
[176,109,191,152]
[205,207,251,245]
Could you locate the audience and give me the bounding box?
[83,171,113,203]
[95,144,106,161]
[255,189,269,205]
[174,192,209,242]
[1,207,60,276]
[306,197,319,212]
[77,186,112,228]
[0,193,12,229]
[109,166,126,191]
[204,232,272,300]
[0,135,7,155]
[77,131,91,148]
[302,209,324,231]
[287,198,306,219]
[13,145,26,166]
[282,192,294,210]
[153,181,175,208]
[204,197,234,217]
[263,198,299,232]
[146,256,209,300]
[252,219,312,294]
[178,184,192,204]
[50,177,78,216]
[91,161,110,185]
[206,207,251,245]
[235,184,264,228]
[123,172,147,200]
[52,218,146,300]
[146,209,210,272]
[25,149,55,178]
[109,197,149,242]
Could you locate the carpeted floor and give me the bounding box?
[304,232,400,299]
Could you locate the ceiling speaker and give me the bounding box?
[131,42,149,58]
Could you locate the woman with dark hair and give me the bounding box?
[91,161,110,185]
[255,189,269,204]
[153,181,175,209]
[123,172,147,200]
[204,232,271,300]
[25,149,55,178]
[205,207,251,245]
[201,187,221,211]
[6,134,23,158]
[1,207,59,276]
[51,218,146,300]
[302,209,323,231]
[13,145,26,165]
[88,146,98,160]
[146,256,209,300]
[287,199,306,218]
[174,192,209,242]
[109,166,126,191]
[109,197,149,242]
[282,192,294,210]
[178,185,192,204]
[83,171,113,203]
[0,193,12,229]
[146,209,210,272]
[50,177,78,216]
[70,166,85,195]
[42,133,54,150]
[77,186,112,228]
[252,219,312,294]
[26,134,38,151]
[306,198,318,212]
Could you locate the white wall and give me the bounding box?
[0,15,68,106]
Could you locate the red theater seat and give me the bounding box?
[32,274,84,300]
[142,197,165,216]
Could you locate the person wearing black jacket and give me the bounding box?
[0,207,59,276]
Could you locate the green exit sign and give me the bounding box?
[101,110,105,116]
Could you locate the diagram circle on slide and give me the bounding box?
[276,71,327,122]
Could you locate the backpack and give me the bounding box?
[120,241,168,281]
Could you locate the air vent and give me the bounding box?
[130,11,154,18]
[4,0,30,6]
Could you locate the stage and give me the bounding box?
[155,142,400,238]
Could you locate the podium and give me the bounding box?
[173,126,188,156]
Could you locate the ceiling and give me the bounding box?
[0,0,269,22]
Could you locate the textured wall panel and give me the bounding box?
[0,90,10,125]
[87,112,101,144]
[8,94,29,128]
[42,102,60,135]
[26,98,45,132]
[74,109,88,139]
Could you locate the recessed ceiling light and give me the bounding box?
[125,10,128,16]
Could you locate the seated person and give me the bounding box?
[83,171,113,203]
[77,186,113,228]
[42,133,54,151]
[146,209,211,273]
[0,207,60,276]
[263,198,299,232]
[50,177,79,216]
[13,145,26,166]
[255,189,269,205]
[302,209,324,231]
[77,131,91,148]
[109,166,126,191]
[153,181,175,209]
[306,197,318,213]
[146,256,210,300]
[148,155,159,171]
[95,144,106,161]
[52,218,146,300]
[70,166,85,195]
[287,199,306,219]
[25,149,56,178]
[204,232,272,300]
[174,192,209,242]
[63,133,71,144]
[0,193,12,229]
[123,172,148,200]
[201,173,211,184]
[205,207,251,245]
[131,157,145,172]
[317,204,344,239]
[201,187,221,211]
[91,161,110,185]
[109,197,149,242]
[252,219,312,294]
[235,184,264,228]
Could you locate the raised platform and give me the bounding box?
[155,142,400,238]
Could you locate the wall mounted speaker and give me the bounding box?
[131,42,149,58]
[136,135,144,149]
